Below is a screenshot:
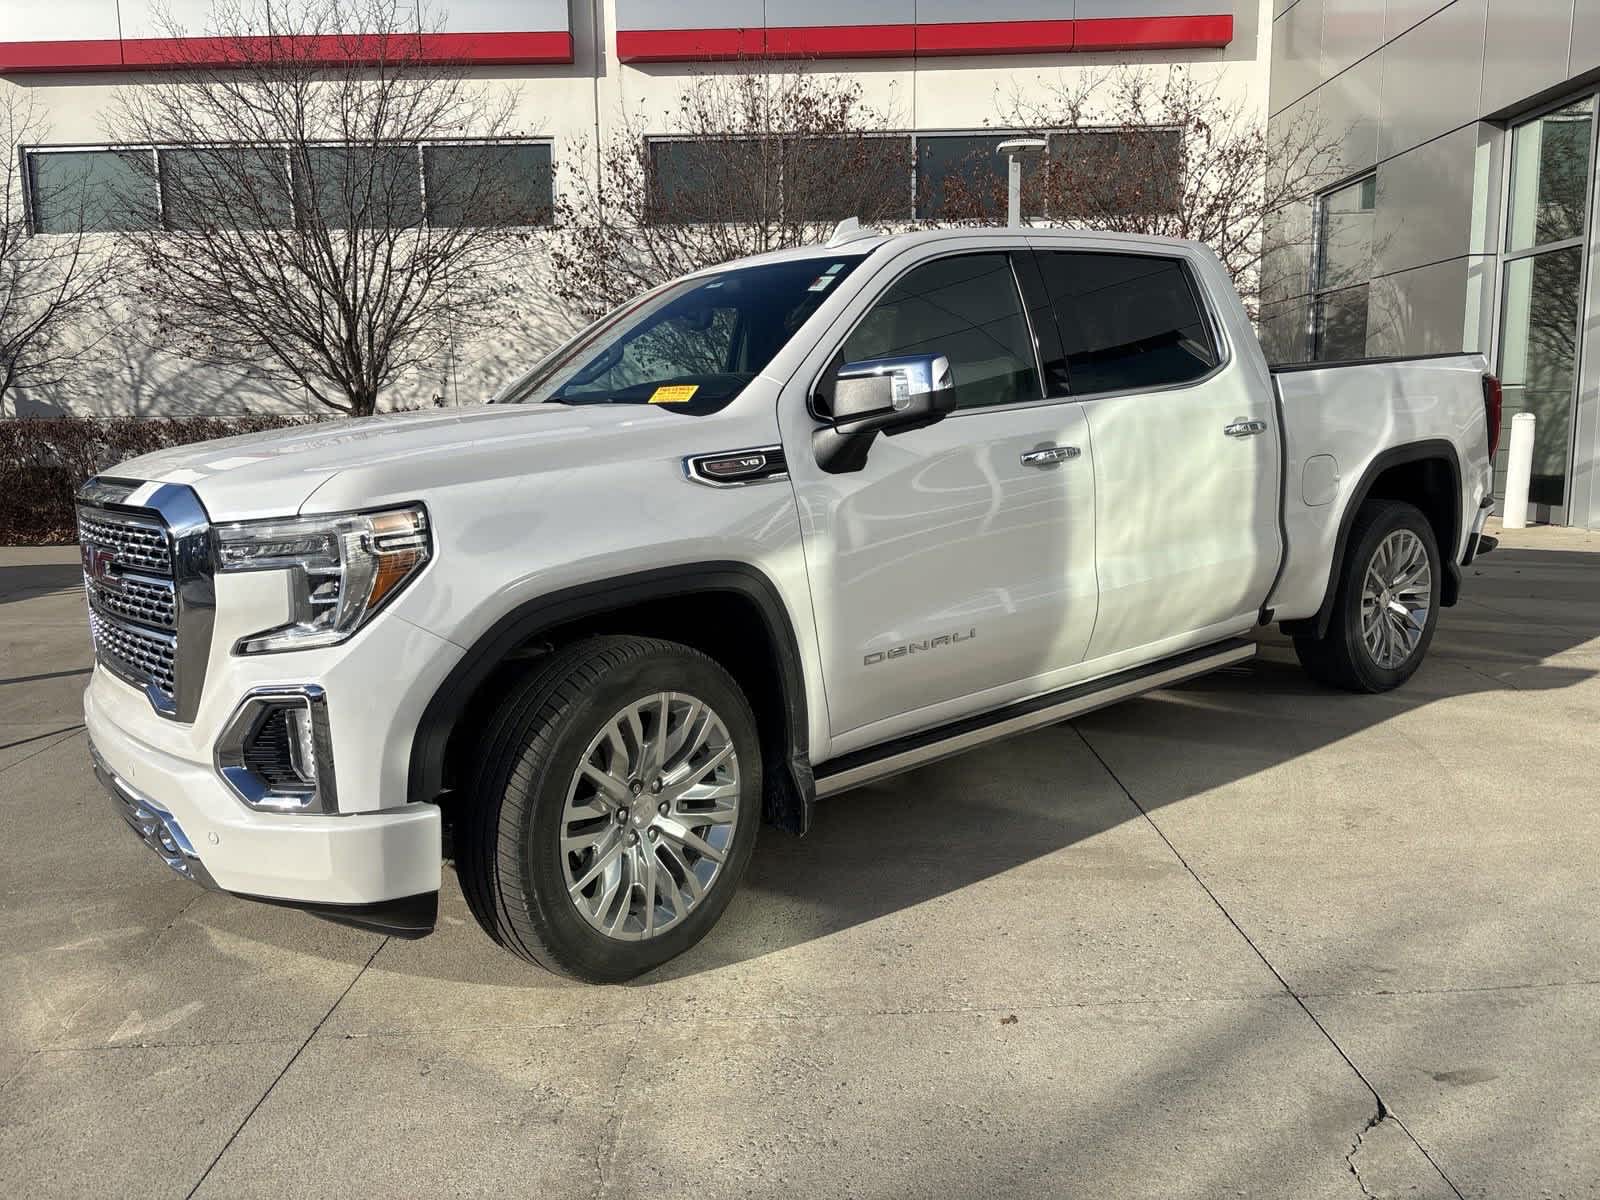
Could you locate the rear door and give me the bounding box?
[778,244,1100,752]
[1029,244,1280,660]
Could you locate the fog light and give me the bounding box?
[215,686,339,814]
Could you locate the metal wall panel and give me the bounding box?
[1572,1,1600,78]
[1364,255,1481,356]
[1308,49,1381,174]
[1377,0,1486,161]
[435,0,573,36]
[1318,0,1382,79]
[1384,0,1449,43]
[613,1,764,32]
[0,0,119,42]
[764,0,915,26]
[1482,0,1575,115]
[119,0,227,40]
[1075,0,1226,17]
[916,0,1075,21]
[1269,0,1323,115]
[1374,123,1478,276]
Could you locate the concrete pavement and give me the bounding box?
[2,525,1598,1198]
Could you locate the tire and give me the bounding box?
[457,635,762,982]
[1294,499,1442,693]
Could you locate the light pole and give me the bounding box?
[997,138,1047,228]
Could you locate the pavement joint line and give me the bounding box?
[1300,976,1600,1001]
[0,1050,39,1101]
[185,936,390,1200]
[1068,721,1469,1200]
[590,995,651,1200]
[314,992,1301,1043]
[25,1035,311,1054]
[0,723,84,757]
[55,887,210,1039]
[0,667,93,687]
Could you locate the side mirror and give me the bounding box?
[814,354,957,474]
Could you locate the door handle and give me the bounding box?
[1224,419,1268,438]
[1021,445,1081,467]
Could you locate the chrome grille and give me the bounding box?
[88,573,176,630]
[89,608,178,702]
[77,512,172,575]
[76,486,214,722]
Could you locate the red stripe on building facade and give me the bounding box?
[616,14,1233,63]
[0,30,574,73]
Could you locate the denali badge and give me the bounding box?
[863,628,976,666]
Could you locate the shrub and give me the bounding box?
[0,415,319,545]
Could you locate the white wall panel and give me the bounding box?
[0,0,119,43]
[435,0,572,35]
[1377,0,1486,160]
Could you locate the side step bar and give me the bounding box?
[814,638,1256,798]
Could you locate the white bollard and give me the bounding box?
[1502,411,1536,530]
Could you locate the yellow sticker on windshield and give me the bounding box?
[649,385,699,404]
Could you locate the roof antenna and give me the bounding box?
[826,217,879,247]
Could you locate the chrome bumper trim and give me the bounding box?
[90,742,218,890]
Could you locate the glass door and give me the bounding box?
[1497,97,1596,523]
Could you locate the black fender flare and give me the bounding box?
[407,561,817,833]
[1282,439,1463,641]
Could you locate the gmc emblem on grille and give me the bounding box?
[82,544,124,592]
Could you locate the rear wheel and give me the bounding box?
[1294,499,1441,693]
[457,636,762,981]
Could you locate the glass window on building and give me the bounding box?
[1044,129,1183,219]
[1499,98,1595,513]
[423,143,554,227]
[26,149,156,234]
[915,134,1031,221]
[649,138,772,224]
[781,135,914,223]
[1311,174,1376,361]
[295,145,424,229]
[158,146,294,231]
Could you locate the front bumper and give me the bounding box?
[87,682,442,934]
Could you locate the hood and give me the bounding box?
[108,404,671,521]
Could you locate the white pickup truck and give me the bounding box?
[78,227,1500,981]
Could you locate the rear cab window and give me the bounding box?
[1032,250,1220,396]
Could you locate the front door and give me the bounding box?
[1029,244,1280,661]
[779,247,1100,752]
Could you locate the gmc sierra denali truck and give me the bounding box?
[78,227,1500,981]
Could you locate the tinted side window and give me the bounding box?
[1038,251,1218,395]
[839,253,1040,410]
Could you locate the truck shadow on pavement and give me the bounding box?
[636,545,1600,982]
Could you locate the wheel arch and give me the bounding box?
[1282,440,1464,641]
[408,562,816,834]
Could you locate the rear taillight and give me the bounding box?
[1483,373,1503,458]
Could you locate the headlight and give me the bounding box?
[214,505,431,654]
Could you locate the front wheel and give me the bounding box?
[1294,499,1442,693]
[457,636,762,981]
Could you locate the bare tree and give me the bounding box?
[108,0,539,417]
[552,68,905,319]
[0,89,118,413]
[964,68,1345,318]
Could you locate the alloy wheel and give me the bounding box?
[560,691,740,941]
[1360,529,1433,670]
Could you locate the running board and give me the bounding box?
[814,638,1256,798]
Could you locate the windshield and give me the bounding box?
[496,255,865,411]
